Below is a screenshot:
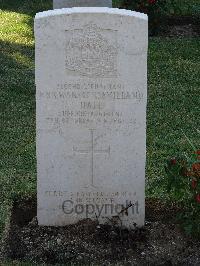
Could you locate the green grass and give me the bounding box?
[0,0,200,241]
[147,38,200,197]
[171,0,200,16]
[113,0,200,16]
[0,0,52,239]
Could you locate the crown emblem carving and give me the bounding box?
[65,23,117,78]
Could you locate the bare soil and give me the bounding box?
[158,16,200,37]
[1,198,200,265]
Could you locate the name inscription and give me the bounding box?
[38,82,144,129]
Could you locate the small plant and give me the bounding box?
[165,132,200,237]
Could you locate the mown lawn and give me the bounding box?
[0,0,200,241]
[113,0,200,16]
[171,0,200,16]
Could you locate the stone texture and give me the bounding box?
[53,0,112,9]
[35,7,148,228]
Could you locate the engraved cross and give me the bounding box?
[73,129,110,187]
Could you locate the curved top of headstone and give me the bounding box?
[35,7,148,21]
[53,0,112,9]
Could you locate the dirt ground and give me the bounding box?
[1,198,200,265]
[158,16,200,37]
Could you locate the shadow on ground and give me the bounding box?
[0,0,52,15]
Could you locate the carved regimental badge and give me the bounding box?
[65,23,118,78]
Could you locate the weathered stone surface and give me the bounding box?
[35,7,148,228]
[53,0,112,9]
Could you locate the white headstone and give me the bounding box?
[53,0,112,9]
[35,7,148,228]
